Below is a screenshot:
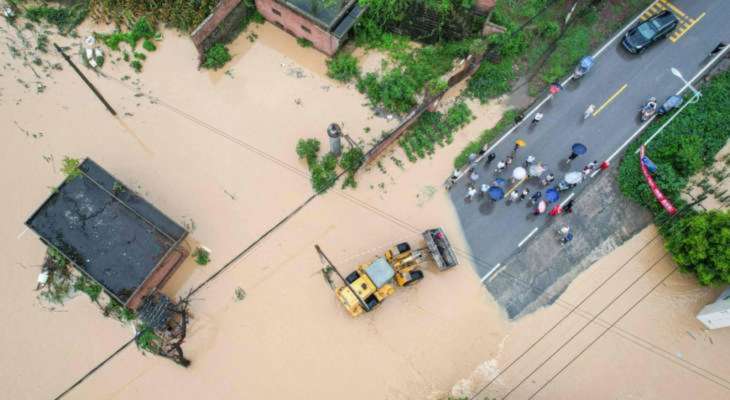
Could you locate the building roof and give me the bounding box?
[26,159,187,305]
[277,0,359,32]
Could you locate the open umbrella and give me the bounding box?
[536,200,547,214]
[564,171,583,185]
[545,188,559,203]
[488,186,505,201]
[571,143,587,155]
[529,164,546,177]
[515,139,526,148]
[512,167,527,180]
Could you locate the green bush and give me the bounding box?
[98,16,157,50]
[134,52,146,60]
[296,138,321,168]
[142,39,157,52]
[666,210,730,285]
[466,58,515,103]
[340,147,365,188]
[297,37,313,48]
[26,2,89,34]
[311,154,338,193]
[326,54,360,83]
[400,102,473,162]
[202,43,232,70]
[61,156,81,179]
[74,275,102,303]
[130,60,143,72]
[193,248,210,265]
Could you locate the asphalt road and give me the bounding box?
[450,0,729,283]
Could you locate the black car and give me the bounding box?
[622,10,679,53]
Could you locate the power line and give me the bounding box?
[526,265,680,399]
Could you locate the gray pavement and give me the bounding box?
[449,0,730,315]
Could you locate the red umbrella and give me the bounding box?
[549,205,562,216]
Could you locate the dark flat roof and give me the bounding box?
[26,159,187,304]
[278,0,358,30]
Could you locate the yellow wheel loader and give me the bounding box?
[317,228,458,317]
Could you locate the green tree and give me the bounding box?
[296,138,321,168]
[666,210,730,285]
[203,43,232,70]
[326,53,360,83]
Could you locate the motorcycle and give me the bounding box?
[658,95,683,116]
[556,180,574,192]
[640,97,658,121]
[573,56,595,79]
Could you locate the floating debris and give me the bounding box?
[234,287,246,302]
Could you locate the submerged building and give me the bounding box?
[26,159,188,310]
[255,0,364,56]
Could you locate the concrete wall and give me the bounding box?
[255,0,340,56]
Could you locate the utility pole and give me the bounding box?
[54,43,117,116]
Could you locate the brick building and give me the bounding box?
[255,0,364,56]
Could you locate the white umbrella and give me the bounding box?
[512,167,527,180]
[564,171,583,185]
[529,164,546,177]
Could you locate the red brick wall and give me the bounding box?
[255,0,340,56]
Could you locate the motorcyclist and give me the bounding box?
[641,97,657,120]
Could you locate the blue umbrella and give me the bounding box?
[545,188,559,203]
[571,143,587,155]
[488,186,505,201]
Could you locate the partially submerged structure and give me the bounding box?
[256,0,364,55]
[26,158,188,311]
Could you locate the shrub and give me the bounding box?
[202,43,231,70]
[193,247,210,265]
[340,147,365,188]
[133,52,146,60]
[466,58,515,103]
[296,138,321,168]
[400,102,473,162]
[326,53,360,83]
[142,39,156,52]
[666,210,730,285]
[311,154,338,193]
[74,275,102,303]
[297,37,313,48]
[130,60,143,72]
[61,156,81,179]
[25,2,89,34]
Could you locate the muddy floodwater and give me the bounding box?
[1,17,728,400]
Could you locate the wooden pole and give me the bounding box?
[54,43,117,116]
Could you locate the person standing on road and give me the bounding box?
[563,199,574,214]
[465,185,477,201]
[584,104,596,120]
[505,155,513,167]
[484,152,496,166]
[480,183,489,198]
[469,168,479,183]
[532,112,544,125]
[524,154,536,167]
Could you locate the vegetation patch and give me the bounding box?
[400,101,474,162]
[25,1,89,34]
[618,70,730,285]
[202,43,232,70]
[326,53,360,83]
[89,0,217,32]
[61,156,82,179]
[96,16,159,72]
[454,109,519,169]
[193,247,211,266]
[295,138,364,192]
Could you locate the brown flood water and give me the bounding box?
[1,17,728,400]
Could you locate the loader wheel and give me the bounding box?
[404,270,424,286]
[395,242,411,253]
[345,271,360,284]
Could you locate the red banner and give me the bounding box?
[639,146,677,215]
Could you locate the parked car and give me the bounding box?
[622,10,679,54]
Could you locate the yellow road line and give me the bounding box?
[670,12,705,43]
[662,0,686,18]
[594,84,628,116]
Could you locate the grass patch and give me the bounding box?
[61,156,81,179]
[296,37,313,48]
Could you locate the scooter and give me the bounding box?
[658,95,683,116]
[574,56,594,79]
[556,181,574,192]
[639,97,658,121]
